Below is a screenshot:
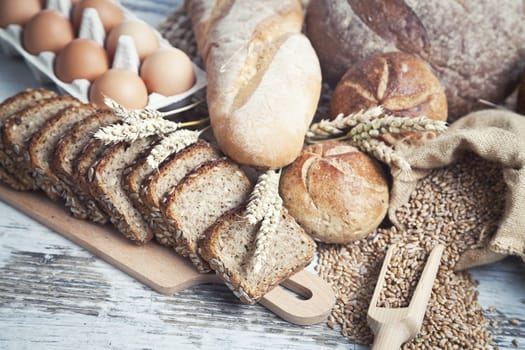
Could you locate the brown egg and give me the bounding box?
[0,0,41,28]
[72,0,124,33]
[23,10,74,55]
[55,39,109,83]
[89,68,148,109]
[106,19,160,61]
[140,48,195,96]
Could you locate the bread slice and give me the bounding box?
[162,159,252,272]
[121,142,165,221]
[0,88,57,190]
[89,137,157,244]
[138,140,222,246]
[3,95,81,191]
[74,137,115,224]
[52,110,120,223]
[199,206,316,304]
[29,104,96,210]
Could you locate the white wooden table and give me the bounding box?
[0,1,524,349]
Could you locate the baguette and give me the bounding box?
[186,0,322,169]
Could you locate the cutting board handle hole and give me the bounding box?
[278,281,313,301]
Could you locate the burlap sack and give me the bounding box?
[388,109,525,270]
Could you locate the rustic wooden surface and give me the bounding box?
[1,1,524,349]
[0,183,336,327]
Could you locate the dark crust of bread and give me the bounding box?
[73,138,112,224]
[122,153,156,222]
[198,206,316,304]
[29,104,96,213]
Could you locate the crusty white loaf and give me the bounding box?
[185,0,322,169]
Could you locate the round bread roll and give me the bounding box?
[279,141,389,244]
[330,52,447,145]
[306,0,525,120]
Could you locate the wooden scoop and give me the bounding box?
[0,184,335,326]
[367,244,444,350]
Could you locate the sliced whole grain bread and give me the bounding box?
[3,95,81,190]
[75,139,106,188]
[52,110,120,223]
[29,104,96,209]
[89,137,158,244]
[198,206,316,304]
[121,142,166,221]
[0,88,57,189]
[139,140,222,246]
[162,158,252,272]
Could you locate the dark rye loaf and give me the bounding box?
[89,137,157,244]
[199,206,317,304]
[3,96,81,191]
[52,110,120,223]
[29,104,96,217]
[306,0,525,119]
[139,140,222,246]
[162,159,252,272]
[0,88,57,190]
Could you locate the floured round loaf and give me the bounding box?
[306,0,525,120]
[279,141,389,244]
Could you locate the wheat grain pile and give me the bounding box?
[316,152,505,348]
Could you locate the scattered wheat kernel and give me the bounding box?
[509,319,520,326]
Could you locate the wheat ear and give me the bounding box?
[96,96,209,144]
[244,169,281,225]
[103,95,206,121]
[251,195,283,274]
[94,118,181,144]
[348,116,448,143]
[356,138,411,171]
[306,106,384,139]
[146,129,203,169]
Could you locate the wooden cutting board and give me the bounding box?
[0,184,335,326]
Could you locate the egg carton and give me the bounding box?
[0,0,207,111]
